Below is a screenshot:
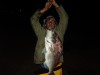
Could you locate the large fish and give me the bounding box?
[42,29,63,75]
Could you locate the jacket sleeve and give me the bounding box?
[56,5,69,35]
[30,10,43,36]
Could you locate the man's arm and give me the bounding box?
[56,5,69,34]
[30,1,52,36]
[30,10,42,36]
[52,0,68,34]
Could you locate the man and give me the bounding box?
[30,0,68,74]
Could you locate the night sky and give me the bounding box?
[0,0,100,75]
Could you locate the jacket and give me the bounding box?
[30,5,68,64]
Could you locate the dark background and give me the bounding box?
[0,0,99,75]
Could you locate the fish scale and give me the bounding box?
[43,29,63,75]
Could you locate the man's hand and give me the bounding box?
[40,1,52,13]
[51,0,59,8]
[45,1,52,10]
[40,0,59,13]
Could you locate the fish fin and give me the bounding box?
[42,62,49,70]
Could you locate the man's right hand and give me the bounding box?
[45,1,52,10]
[40,1,52,13]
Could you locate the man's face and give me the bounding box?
[45,18,56,30]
